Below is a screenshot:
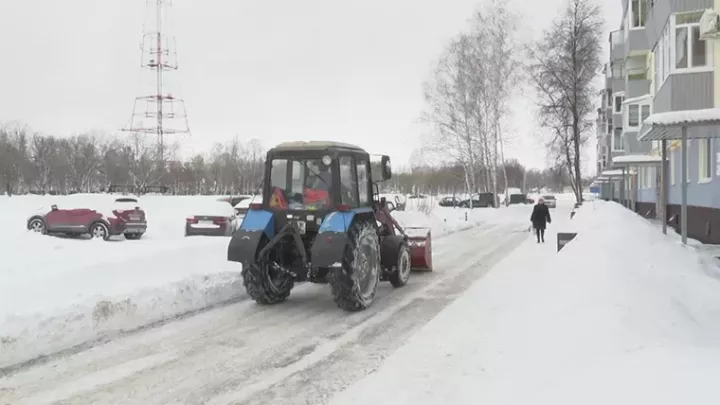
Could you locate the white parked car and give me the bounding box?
[543,195,557,208]
[233,196,263,221]
[185,201,240,237]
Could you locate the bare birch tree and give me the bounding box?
[421,1,521,200]
[526,0,603,204]
[421,33,481,193]
[470,0,521,199]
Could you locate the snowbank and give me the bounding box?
[0,236,242,369]
[331,201,720,404]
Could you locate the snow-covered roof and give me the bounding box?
[234,196,262,208]
[622,94,652,104]
[612,154,663,166]
[644,108,720,126]
[272,141,364,152]
[638,108,720,141]
[193,201,237,217]
[600,169,624,177]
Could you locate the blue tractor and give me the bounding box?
[227,141,432,311]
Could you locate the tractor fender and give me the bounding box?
[228,209,274,263]
[311,209,374,268]
[380,235,405,269]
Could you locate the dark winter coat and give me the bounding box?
[530,203,551,229]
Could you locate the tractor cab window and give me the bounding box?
[270,159,288,190]
[339,156,359,207]
[268,158,333,210]
[356,159,369,205]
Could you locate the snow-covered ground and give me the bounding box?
[0,193,527,369]
[330,199,720,404]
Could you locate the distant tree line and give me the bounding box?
[0,122,264,196]
[388,159,580,196]
[1,121,583,198]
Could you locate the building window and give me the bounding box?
[613,128,624,151]
[631,0,647,28]
[642,167,654,189]
[653,44,660,92]
[626,103,651,127]
[628,105,639,126]
[656,24,671,85]
[614,94,624,113]
[687,140,692,182]
[639,167,646,188]
[674,11,710,70]
[669,148,675,185]
[699,138,712,180]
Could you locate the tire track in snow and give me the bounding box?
[0,223,524,404]
[0,221,495,377]
[216,230,527,405]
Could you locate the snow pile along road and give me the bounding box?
[0,194,515,370]
[0,195,241,369]
[331,200,720,405]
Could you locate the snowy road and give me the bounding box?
[0,222,527,404]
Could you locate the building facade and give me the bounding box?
[596,0,720,243]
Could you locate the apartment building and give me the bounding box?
[596,0,720,243]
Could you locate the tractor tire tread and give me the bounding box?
[328,220,380,311]
[388,242,410,288]
[242,263,293,305]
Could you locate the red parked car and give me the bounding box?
[26,194,148,241]
[27,205,127,241]
[111,196,148,239]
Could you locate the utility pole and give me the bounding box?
[123,0,190,185]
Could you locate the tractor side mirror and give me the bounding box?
[381,155,391,180]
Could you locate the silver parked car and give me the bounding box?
[543,195,557,208]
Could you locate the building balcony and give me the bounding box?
[624,28,648,58]
[610,30,624,61]
[622,129,651,155]
[625,67,650,98]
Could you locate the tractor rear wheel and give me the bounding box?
[328,220,381,311]
[242,238,294,305]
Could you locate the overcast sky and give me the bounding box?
[0,0,620,172]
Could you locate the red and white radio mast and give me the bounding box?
[123,0,190,178]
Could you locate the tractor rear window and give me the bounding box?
[269,158,333,210]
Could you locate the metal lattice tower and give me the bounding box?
[123,0,190,176]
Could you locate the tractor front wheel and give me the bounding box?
[242,260,294,305]
[389,242,411,288]
[328,220,381,311]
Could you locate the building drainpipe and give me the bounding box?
[661,139,667,235]
[633,165,638,212]
[680,127,688,244]
[620,167,626,207]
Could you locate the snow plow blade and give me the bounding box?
[405,227,433,271]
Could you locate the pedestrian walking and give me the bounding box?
[530,197,551,243]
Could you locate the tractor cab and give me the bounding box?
[228,141,430,313]
[257,141,390,236]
